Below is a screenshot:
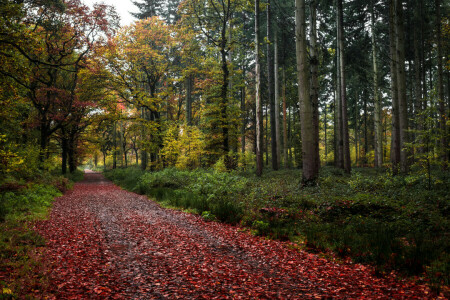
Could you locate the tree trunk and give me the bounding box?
[413,0,423,154]
[267,0,278,170]
[141,107,147,171]
[241,83,246,154]
[395,0,409,173]
[335,8,343,169]
[310,0,320,172]
[389,0,401,174]
[296,0,318,184]
[372,1,382,168]
[255,0,263,176]
[282,68,288,167]
[61,132,68,175]
[337,0,351,173]
[274,26,281,169]
[436,0,447,167]
[113,121,117,169]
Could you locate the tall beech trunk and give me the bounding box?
[335,6,343,169]
[274,27,281,169]
[255,0,263,176]
[395,0,409,173]
[413,0,423,154]
[267,0,278,170]
[337,0,351,173]
[241,81,246,154]
[310,0,320,171]
[389,0,401,174]
[371,1,382,168]
[282,68,288,167]
[436,0,447,167]
[296,0,318,184]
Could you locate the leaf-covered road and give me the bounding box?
[35,171,434,299]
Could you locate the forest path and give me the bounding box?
[35,171,432,299]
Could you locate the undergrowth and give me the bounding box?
[0,171,81,298]
[104,166,449,293]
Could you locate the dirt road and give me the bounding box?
[35,171,433,299]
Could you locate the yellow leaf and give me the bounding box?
[2,288,12,294]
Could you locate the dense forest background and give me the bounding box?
[0,0,448,182]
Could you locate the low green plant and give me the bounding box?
[201,211,216,221]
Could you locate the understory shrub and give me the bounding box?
[0,184,61,222]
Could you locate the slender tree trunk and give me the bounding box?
[265,97,268,165]
[119,122,124,168]
[141,107,147,170]
[364,93,368,165]
[372,1,382,168]
[354,94,359,166]
[310,0,320,172]
[337,0,351,173]
[435,0,447,167]
[241,82,246,154]
[413,0,423,154]
[220,43,229,155]
[68,131,76,173]
[333,80,339,167]
[395,0,409,173]
[113,121,117,169]
[335,8,343,169]
[288,105,293,167]
[324,105,328,163]
[267,0,278,170]
[389,0,401,174]
[274,27,281,169]
[296,0,318,184]
[282,68,288,167]
[255,0,263,176]
[61,130,68,175]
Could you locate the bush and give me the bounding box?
[104,167,145,192]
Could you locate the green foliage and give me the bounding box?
[104,167,146,192]
[201,210,216,221]
[0,184,61,222]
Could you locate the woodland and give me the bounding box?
[0,0,449,297]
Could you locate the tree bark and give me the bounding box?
[371,1,382,168]
[296,0,318,184]
[436,0,447,167]
[335,5,343,169]
[255,0,263,176]
[337,0,351,173]
[274,26,281,169]
[282,68,288,168]
[413,0,423,154]
[267,0,278,170]
[389,0,401,174]
[310,0,320,171]
[395,0,409,173]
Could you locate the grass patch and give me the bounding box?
[0,176,65,298]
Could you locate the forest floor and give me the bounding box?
[33,171,437,299]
